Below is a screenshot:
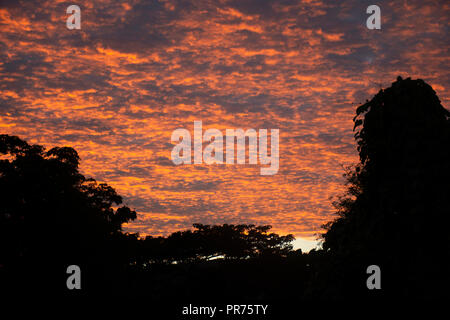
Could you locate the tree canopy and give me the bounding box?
[321,77,450,299]
[0,135,296,296]
[1,77,448,300]
[0,134,137,295]
[137,224,294,264]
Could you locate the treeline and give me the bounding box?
[136,224,295,264]
[0,132,301,298]
[1,77,449,300]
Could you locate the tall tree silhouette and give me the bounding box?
[0,135,137,295]
[321,77,450,299]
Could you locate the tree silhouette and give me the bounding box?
[321,77,450,299]
[2,78,448,301]
[137,224,294,264]
[0,135,297,298]
[0,135,137,295]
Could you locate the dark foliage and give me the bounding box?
[320,77,450,299]
[1,77,448,301]
[0,136,296,298]
[0,135,137,295]
[137,224,294,264]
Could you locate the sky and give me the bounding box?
[1,0,449,251]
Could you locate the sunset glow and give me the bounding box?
[1,0,448,244]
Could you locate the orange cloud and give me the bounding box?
[0,0,448,241]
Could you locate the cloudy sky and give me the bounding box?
[1,0,448,248]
